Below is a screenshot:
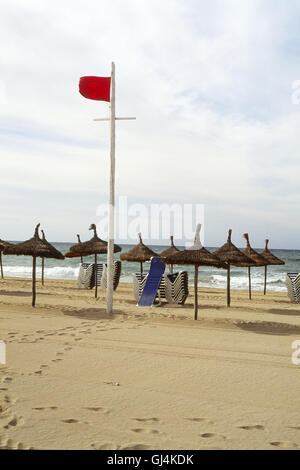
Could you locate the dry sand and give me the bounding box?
[1,277,300,450]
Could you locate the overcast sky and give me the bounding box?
[1,0,300,248]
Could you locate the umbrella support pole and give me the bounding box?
[248,266,251,300]
[194,265,199,321]
[32,256,36,307]
[264,265,267,295]
[227,265,230,307]
[140,262,143,274]
[42,258,44,286]
[0,252,3,278]
[94,254,98,298]
[169,264,173,274]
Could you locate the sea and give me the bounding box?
[1,242,298,293]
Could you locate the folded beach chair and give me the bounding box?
[101,260,122,291]
[164,271,189,305]
[77,263,102,289]
[132,270,189,305]
[133,272,165,303]
[78,261,121,290]
[286,273,300,302]
[138,257,166,306]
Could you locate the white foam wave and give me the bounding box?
[3,265,79,280]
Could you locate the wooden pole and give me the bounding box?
[264,265,267,295]
[0,252,3,278]
[94,253,98,298]
[194,265,199,321]
[140,262,143,274]
[169,264,173,274]
[248,266,252,300]
[41,258,44,286]
[107,61,115,314]
[32,256,36,307]
[227,264,230,307]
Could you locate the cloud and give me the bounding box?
[1,0,300,247]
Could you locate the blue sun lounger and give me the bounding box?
[138,257,165,306]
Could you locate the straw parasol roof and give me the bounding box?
[4,224,64,306]
[4,224,64,260]
[260,239,285,295]
[159,236,179,258]
[162,225,226,320]
[242,233,268,267]
[70,224,121,256]
[213,229,255,307]
[65,235,90,259]
[0,239,13,251]
[120,233,156,262]
[242,233,268,300]
[159,236,179,274]
[213,230,255,267]
[120,233,157,273]
[260,239,285,266]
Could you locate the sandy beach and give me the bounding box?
[1,277,300,450]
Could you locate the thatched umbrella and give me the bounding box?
[242,233,268,300]
[65,235,87,263]
[162,225,226,320]
[0,239,13,279]
[70,224,121,298]
[159,236,179,273]
[213,229,255,307]
[120,233,157,274]
[4,224,64,307]
[260,239,285,295]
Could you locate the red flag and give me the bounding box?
[79,76,111,102]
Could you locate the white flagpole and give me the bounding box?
[107,61,115,314]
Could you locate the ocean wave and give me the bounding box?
[3,265,79,280]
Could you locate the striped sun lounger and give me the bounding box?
[133,271,189,305]
[286,273,300,302]
[78,261,121,291]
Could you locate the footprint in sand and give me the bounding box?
[84,407,110,414]
[61,418,89,424]
[0,436,34,450]
[51,359,62,363]
[33,406,57,411]
[4,416,24,429]
[270,441,299,449]
[2,377,13,384]
[200,433,226,439]
[239,425,266,431]
[91,442,120,450]
[131,428,161,435]
[133,418,160,423]
[186,418,215,425]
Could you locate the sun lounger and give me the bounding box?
[133,269,189,305]
[138,257,166,306]
[164,271,189,305]
[101,260,122,291]
[77,261,121,290]
[286,273,300,302]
